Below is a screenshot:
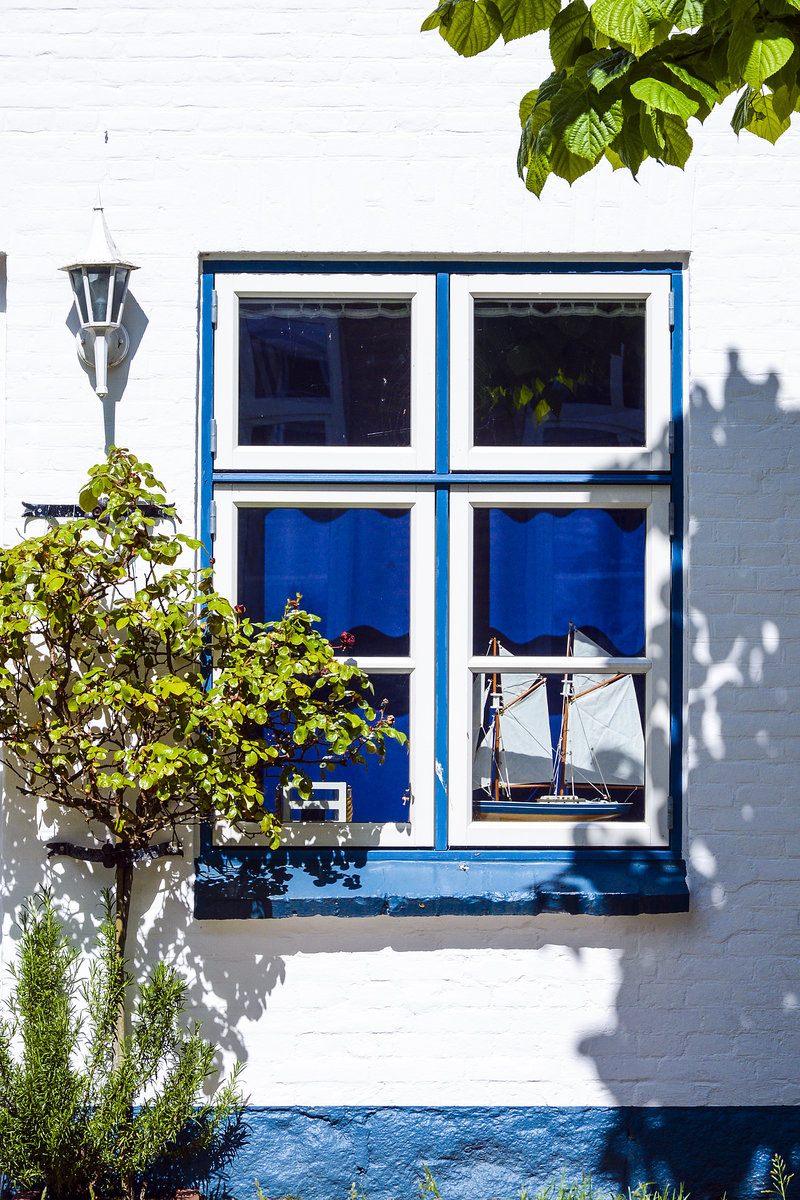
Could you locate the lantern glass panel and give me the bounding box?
[111,267,130,322]
[87,269,113,323]
[69,270,89,324]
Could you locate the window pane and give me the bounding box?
[473,507,646,656]
[238,507,410,656]
[264,674,411,825]
[239,299,411,447]
[471,658,644,822]
[473,299,645,448]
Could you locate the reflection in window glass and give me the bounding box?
[239,300,411,447]
[472,507,646,657]
[473,299,645,448]
[238,507,411,657]
[264,674,411,825]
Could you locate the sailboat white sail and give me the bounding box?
[473,629,643,819]
[472,647,552,791]
[565,629,645,791]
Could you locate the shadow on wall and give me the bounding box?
[65,290,148,453]
[576,349,800,1195]
[1,354,800,1200]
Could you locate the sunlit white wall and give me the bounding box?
[0,0,798,1112]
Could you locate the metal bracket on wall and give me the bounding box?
[22,502,167,520]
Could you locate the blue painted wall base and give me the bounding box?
[206,1106,800,1200]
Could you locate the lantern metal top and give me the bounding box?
[60,192,139,274]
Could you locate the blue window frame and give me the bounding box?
[196,261,688,917]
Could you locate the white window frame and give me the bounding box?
[213,274,437,472]
[450,273,672,473]
[447,484,672,849]
[211,484,436,849]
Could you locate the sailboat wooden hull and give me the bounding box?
[475,796,632,821]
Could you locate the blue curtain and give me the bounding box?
[239,507,410,656]
[473,507,646,656]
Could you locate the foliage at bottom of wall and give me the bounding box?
[265,1157,791,1200]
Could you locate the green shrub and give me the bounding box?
[0,891,243,1200]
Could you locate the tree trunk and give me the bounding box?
[114,857,134,962]
[114,858,136,1200]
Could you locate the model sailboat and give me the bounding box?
[473,626,644,820]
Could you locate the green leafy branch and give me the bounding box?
[422,0,800,192]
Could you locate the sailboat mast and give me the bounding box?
[492,636,501,804]
[558,624,574,797]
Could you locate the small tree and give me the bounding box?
[0,890,244,1200]
[0,448,401,959]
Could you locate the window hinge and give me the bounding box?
[210,289,218,328]
[667,794,674,830]
[668,502,676,539]
[208,500,217,539]
[209,418,217,457]
[668,290,675,331]
[668,420,675,456]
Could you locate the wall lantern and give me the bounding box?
[61,195,138,398]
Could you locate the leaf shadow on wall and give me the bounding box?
[573,349,800,1196]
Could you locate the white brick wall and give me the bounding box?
[1,0,799,1110]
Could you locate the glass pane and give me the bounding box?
[239,299,411,447]
[238,507,410,656]
[264,674,411,825]
[111,267,129,322]
[473,298,646,448]
[69,270,89,323]
[473,507,645,657]
[471,662,644,822]
[87,269,113,322]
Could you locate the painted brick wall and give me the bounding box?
[0,0,799,1194]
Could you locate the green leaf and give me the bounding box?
[78,486,98,512]
[421,3,447,31]
[436,0,504,55]
[536,67,569,107]
[563,98,624,157]
[728,16,756,80]
[742,28,795,89]
[630,76,700,118]
[497,0,560,41]
[673,0,705,28]
[518,93,553,173]
[664,62,719,106]
[610,112,647,174]
[770,80,800,121]
[550,0,590,69]
[519,89,540,124]
[549,137,598,182]
[731,84,755,133]
[604,144,627,169]
[744,89,792,141]
[639,105,666,155]
[591,0,654,53]
[589,48,636,90]
[661,112,694,164]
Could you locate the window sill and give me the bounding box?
[194,848,688,918]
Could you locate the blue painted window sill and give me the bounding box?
[194,849,689,918]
